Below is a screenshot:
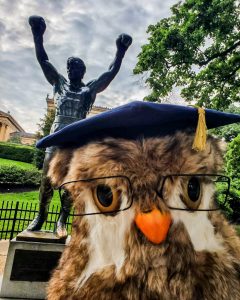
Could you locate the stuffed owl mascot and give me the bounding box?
[37,101,240,300]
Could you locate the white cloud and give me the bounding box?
[0,0,177,132]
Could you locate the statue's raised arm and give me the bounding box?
[29,15,61,86]
[87,33,132,95]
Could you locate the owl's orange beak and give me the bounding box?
[134,208,172,244]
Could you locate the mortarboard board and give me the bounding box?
[36,101,240,150]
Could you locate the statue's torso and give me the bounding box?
[51,79,95,134]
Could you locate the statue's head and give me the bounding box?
[67,57,86,81]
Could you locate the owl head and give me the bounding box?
[39,102,240,300]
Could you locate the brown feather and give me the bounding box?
[47,132,240,300]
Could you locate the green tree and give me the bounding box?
[33,109,55,169]
[36,109,55,138]
[210,105,240,141]
[134,0,240,110]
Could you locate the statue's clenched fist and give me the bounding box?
[116,34,132,52]
[29,15,46,36]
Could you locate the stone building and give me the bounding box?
[0,110,24,142]
[9,132,36,146]
[0,111,36,145]
[88,105,109,118]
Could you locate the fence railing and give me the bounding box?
[0,200,72,240]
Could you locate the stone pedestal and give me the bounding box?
[0,231,69,299]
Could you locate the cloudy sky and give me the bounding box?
[0,0,177,133]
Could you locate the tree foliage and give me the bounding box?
[134,0,240,110]
[36,109,55,139]
[33,109,55,169]
[209,105,240,141]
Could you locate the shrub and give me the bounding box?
[0,165,41,187]
[224,134,240,223]
[216,182,233,220]
[0,142,35,163]
[226,134,240,178]
[33,148,45,170]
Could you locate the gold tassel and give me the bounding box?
[192,107,207,152]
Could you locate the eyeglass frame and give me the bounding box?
[58,175,134,216]
[156,173,230,212]
[58,173,231,216]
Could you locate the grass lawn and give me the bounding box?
[0,158,37,170]
[0,190,60,204]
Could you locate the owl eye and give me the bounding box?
[188,177,200,202]
[93,184,120,213]
[182,177,201,209]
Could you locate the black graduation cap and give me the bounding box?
[36,101,240,150]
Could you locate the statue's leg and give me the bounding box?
[27,152,54,231]
[55,190,72,238]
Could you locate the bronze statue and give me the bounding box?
[27,15,132,238]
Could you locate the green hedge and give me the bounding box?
[0,142,35,163]
[0,165,41,187]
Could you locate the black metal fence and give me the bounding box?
[0,200,72,240]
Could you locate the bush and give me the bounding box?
[0,165,41,187]
[216,182,233,220]
[33,148,45,170]
[0,142,35,163]
[226,135,240,178]
[226,185,240,223]
[224,134,240,223]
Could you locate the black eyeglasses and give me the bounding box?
[58,174,230,216]
[157,174,230,211]
[58,175,133,216]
